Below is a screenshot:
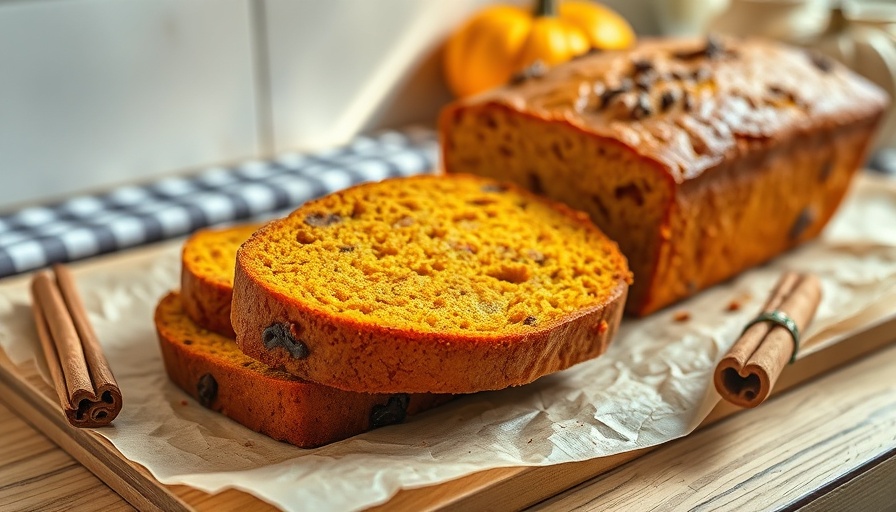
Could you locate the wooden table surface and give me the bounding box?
[2,341,895,511]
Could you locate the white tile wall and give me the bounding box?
[0,0,659,210]
[0,0,259,210]
[260,0,503,152]
[260,0,655,153]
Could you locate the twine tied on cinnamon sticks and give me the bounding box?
[714,272,822,408]
[30,265,122,427]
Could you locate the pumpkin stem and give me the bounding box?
[535,0,558,17]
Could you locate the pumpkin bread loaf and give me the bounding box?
[440,36,888,316]
[232,174,631,394]
[155,293,450,448]
[182,224,264,337]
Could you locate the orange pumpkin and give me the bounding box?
[444,0,636,97]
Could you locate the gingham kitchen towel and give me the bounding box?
[0,127,438,279]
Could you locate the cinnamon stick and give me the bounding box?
[713,272,822,408]
[30,265,122,427]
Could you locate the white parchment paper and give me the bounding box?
[1,175,895,512]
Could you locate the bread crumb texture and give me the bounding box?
[183,224,261,288]
[181,223,264,337]
[157,292,296,379]
[155,292,452,447]
[239,174,630,335]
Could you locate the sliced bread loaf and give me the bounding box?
[155,292,450,448]
[232,174,631,394]
[439,37,887,315]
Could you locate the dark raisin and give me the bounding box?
[661,90,678,111]
[675,35,725,60]
[523,316,538,326]
[632,59,653,74]
[262,323,309,359]
[768,85,796,102]
[600,88,622,106]
[551,142,563,160]
[819,160,834,182]
[528,173,544,195]
[509,60,548,85]
[197,373,218,408]
[509,73,527,86]
[591,194,610,219]
[600,87,625,105]
[789,208,816,240]
[632,93,652,119]
[599,78,633,106]
[339,246,354,253]
[304,213,342,227]
[370,394,411,429]
[808,52,833,72]
[704,35,724,58]
[615,183,644,206]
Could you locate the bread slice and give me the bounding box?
[155,292,450,448]
[232,174,631,394]
[181,224,264,337]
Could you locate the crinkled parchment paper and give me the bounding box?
[1,175,895,512]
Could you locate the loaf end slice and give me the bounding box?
[181,224,264,337]
[155,293,450,448]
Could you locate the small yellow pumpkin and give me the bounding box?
[444,0,636,97]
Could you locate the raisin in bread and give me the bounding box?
[440,36,888,316]
[182,224,264,337]
[232,174,631,394]
[155,293,450,448]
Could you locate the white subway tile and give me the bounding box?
[0,0,259,210]
[261,0,519,152]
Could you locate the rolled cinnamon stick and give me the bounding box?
[713,272,822,408]
[30,265,122,427]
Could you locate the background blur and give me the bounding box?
[0,0,893,210]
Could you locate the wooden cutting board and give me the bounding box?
[0,244,894,512]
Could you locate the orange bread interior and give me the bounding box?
[232,174,630,393]
[181,224,263,337]
[239,174,629,334]
[155,292,449,448]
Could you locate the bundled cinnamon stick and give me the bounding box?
[714,272,822,408]
[30,265,122,427]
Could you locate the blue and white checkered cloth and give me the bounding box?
[0,127,438,279]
